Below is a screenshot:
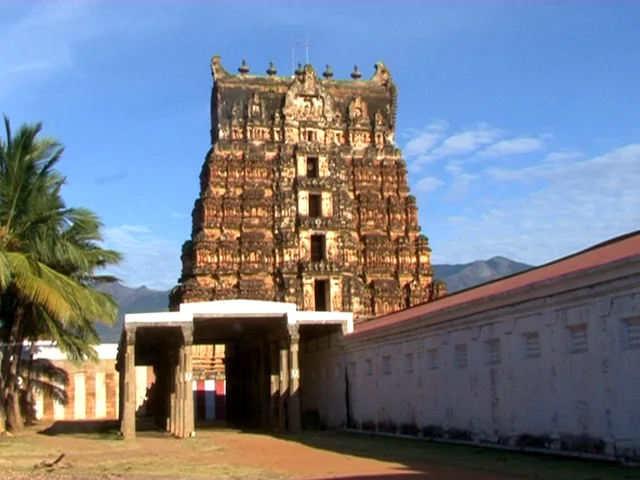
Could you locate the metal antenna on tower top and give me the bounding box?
[291,35,309,77]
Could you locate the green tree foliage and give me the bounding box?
[0,116,122,432]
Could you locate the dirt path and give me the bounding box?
[208,430,515,479]
[2,426,636,480]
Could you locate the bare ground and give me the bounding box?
[1,422,639,480]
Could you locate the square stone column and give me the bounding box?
[288,324,301,433]
[278,338,289,432]
[121,326,136,439]
[258,340,269,429]
[181,325,194,438]
[167,348,176,434]
[269,341,279,430]
[174,350,183,437]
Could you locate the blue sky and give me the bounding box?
[1,0,639,289]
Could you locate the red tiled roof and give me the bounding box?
[354,230,640,336]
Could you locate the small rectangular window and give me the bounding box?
[382,355,392,375]
[308,193,322,218]
[306,156,319,178]
[365,359,373,376]
[427,348,439,370]
[523,332,541,359]
[568,324,588,354]
[313,279,328,312]
[310,235,326,262]
[454,344,468,369]
[348,361,357,378]
[455,345,467,368]
[625,318,640,349]
[486,338,501,365]
[404,353,414,374]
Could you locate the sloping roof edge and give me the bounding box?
[352,230,640,338]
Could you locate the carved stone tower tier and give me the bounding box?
[169,56,445,322]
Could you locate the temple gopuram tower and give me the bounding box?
[170,56,445,322]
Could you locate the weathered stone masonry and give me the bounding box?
[170,57,446,323]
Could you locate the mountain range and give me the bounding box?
[95,256,533,343]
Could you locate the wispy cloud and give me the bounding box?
[102,225,181,290]
[405,122,503,171]
[415,176,444,193]
[444,161,478,200]
[432,143,640,264]
[476,137,544,158]
[428,123,502,158]
[543,150,583,162]
[0,1,174,97]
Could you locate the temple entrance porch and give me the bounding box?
[116,300,352,439]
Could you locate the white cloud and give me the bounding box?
[543,150,583,162]
[102,225,181,290]
[406,122,502,170]
[0,1,174,97]
[443,162,477,200]
[445,216,468,227]
[403,121,449,170]
[431,144,640,265]
[415,176,444,193]
[476,137,544,158]
[430,123,502,158]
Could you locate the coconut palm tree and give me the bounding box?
[0,116,122,432]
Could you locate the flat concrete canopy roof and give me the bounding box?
[123,299,354,347]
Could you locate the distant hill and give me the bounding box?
[95,283,170,343]
[95,256,534,342]
[433,256,534,293]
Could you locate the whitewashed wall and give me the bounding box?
[31,343,151,422]
[300,267,640,461]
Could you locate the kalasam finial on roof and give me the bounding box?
[323,64,334,79]
[266,60,277,76]
[295,62,304,77]
[351,65,362,80]
[238,59,250,75]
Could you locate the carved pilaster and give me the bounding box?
[172,56,442,325]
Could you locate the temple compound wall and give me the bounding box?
[29,344,151,422]
[300,232,640,462]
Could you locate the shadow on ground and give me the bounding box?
[312,475,428,480]
[32,421,640,480]
[38,417,162,436]
[254,429,638,480]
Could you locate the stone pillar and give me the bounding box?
[278,338,289,432]
[171,348,181,436]
[259,340,269,429]
[181,325,195,438]
[288,324,301,433]
[167,349,176,433]
[225,343,236,425]
[269,341,279,430]
[121,326,136,439]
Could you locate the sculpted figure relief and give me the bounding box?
[348,97,370,125]
[283,65,335,126]
[175,56,442,325]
